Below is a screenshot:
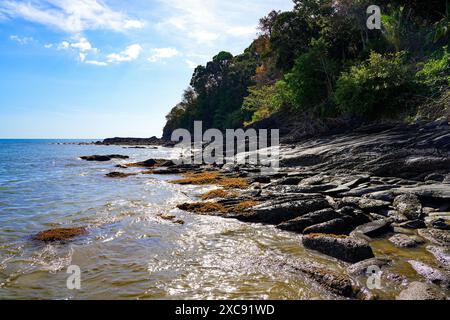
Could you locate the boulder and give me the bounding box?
[397,282,446,300]
[302,234,375,263]
[393,194,422,220]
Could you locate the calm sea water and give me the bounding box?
[0,139,341,300]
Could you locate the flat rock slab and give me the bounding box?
[347,257,391,276]
[303,217,352,235]
[418,229,450,246]
[302,234,375,263]
[276,208,340,233]
[397,282,446,300]
[426,246,450,270]
[389,234,425,248]
[233,195,330,224]
[408,260,450,288]
[351,220,392,238]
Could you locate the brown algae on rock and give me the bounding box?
[33,227,87,242]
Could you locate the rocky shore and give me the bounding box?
[41,119,450,299]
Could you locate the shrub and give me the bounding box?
[334,51,415,118]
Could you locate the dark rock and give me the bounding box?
[351,219,392,238]
[302,234,375,263]
[324,186,350,195]
[288,260,357,297]
[424,173,445,182]
[303,218,352,235]
[105,172,136,178]
[132,158,157,167]
[396,219,426,229]
[397,282,446,300]
[101,136,164,146]
[388,234,425,248]
[251,176,271,183]
[231,195,330,224]
[431,218,450,230]
[80,154,129,161]
[393,194,422,220]
[276,208,340,233]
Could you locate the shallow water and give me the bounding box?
[0,140,447,299]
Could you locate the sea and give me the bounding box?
[0,139,337,300]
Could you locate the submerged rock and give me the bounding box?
[33,227,87,242]
[302,234,374,263]
[80,154,129,161]
[105,172,136,178]
[397,282,446,300]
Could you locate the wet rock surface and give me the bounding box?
[80,154,129,161]
[302,234,375,263]
[33,227,87,242]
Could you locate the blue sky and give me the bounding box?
[0,0,293,139]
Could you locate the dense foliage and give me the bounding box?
[163,0,450,139]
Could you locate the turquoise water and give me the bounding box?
[0,140,333,300]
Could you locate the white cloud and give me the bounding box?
[185,59,198,69]
[70,37,94,52]
[226,26,257,37]
[57,41,70,50]
[79,52,86,62]
[187,31,219,44]
[9,35,33,44]
[85,59,107,66]
[0,0,144,33]
[107,44,142,63]
[148,47,180,63]
[44,43,53,48]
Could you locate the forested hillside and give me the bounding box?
[162,0,449,140]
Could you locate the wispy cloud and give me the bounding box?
[9,34,34,44]
[85,59,107,66]
[148,47,180,63]
[0,0,144,33]
[107,44,142,63]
